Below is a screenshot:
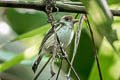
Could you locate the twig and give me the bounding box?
[67,14,83,80]
[33,56,53,80]
[111,10,120,16]
[0,1,119,16]
[64,2,83,6]
[55,34,80,80]
[75,13,80,19]
[84,14,103,80]
[56,57,63,80]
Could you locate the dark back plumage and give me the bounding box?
[38,23,62,54]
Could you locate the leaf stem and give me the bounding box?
[84,14,103,80]
[67,14,83,80]
[56,58,63,80]
[55,33,80,80]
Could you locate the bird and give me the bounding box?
[32,15,78,74]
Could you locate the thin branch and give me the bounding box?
[63,2,83,6]
[56,58,63,80]
[111,10,120,16]
[84,14,103,80]
[0,1,119,16]
[33,56,53,80]
[0,1,45,10]
[75,13,80,19]
[55,33,80,80]
[0,1,85,13]
[67,14,83,80]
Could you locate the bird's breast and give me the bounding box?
[57,25,74,48]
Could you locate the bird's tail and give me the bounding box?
[32,55,43,73]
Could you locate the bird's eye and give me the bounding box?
[65,18,69,21]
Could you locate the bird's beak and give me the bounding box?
[72,19,79,24]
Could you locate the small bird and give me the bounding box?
[32,15,78,74]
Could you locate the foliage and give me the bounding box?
[0,0,120,80]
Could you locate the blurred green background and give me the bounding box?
[0,0,120,80]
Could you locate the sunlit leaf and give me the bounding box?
[11,24,50,42]
[80,0,118,51]
[0,24,51,72]
[89,38,120,80]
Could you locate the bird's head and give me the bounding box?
[60,15,79,26]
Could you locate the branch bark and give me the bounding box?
[0,1,119,16]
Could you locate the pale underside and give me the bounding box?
[40,23,74,55]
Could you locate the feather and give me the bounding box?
[32,23,63,73]
[38,22,63,54]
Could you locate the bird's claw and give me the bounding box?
[48,69,55,80]
[61,54,68,58]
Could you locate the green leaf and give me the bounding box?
[80,0,118,51]
[6,8,48,34]
[11,24,50,42]
[89,38,120,80]
[88,3,120,79]
[107,0,120,5]
[69,28,94,80]
[0,24,51,72]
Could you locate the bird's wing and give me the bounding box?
[38,23,63,54]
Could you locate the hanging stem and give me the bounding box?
[55,33,80,80]
[67,14,83,80]
[84,14,103,80]
[56,57,63,80]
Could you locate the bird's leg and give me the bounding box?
[48,52,56,80]
[61,49,68,59]
[48,44,58,80]
[50,53,56,76]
